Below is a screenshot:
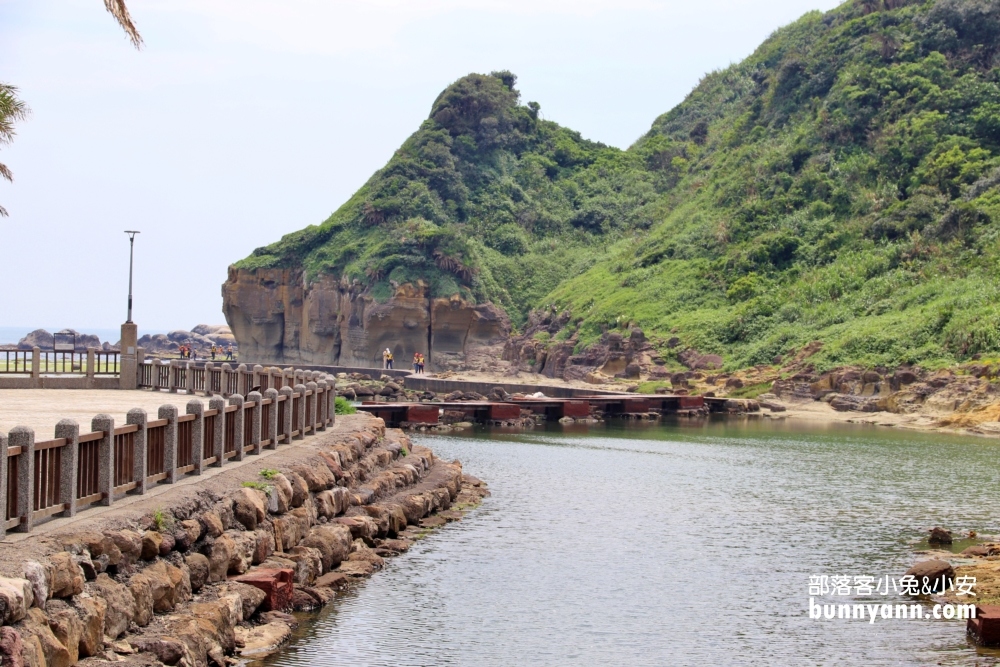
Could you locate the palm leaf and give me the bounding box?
[104,0,143,49]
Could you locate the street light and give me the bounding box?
[125,230,140,323]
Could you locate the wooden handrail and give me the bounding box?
[113,424,139,435]
[78,431,104,443]
[147,419,169,428]
[35,438,68,451]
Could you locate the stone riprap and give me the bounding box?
[0,415,488,667]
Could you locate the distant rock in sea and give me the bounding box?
[16,328,108,351]
[138,325,236,355]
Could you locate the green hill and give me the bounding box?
[236,0,1000,372]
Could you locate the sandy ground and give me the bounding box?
[0,388,211,438]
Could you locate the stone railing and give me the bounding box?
[138,361,326,398]
[0,347,121,389]
[0,377,336,537]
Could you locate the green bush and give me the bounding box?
[335,396,357,415]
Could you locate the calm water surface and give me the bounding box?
[261,418,1000,666]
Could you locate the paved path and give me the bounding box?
[0,388,214,438]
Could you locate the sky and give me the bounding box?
[0,0,842,335]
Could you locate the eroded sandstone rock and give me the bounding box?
[222,269,510,371]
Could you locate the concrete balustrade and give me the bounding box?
[0,374,336,536]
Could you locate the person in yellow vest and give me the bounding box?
[386,349,394,369]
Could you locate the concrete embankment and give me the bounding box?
[0,413,487,667]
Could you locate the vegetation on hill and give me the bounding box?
[237,0,1000,371]
[235,71,654,327]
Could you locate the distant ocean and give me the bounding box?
[0,326,169,346]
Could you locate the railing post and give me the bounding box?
[169,360,180,394]
[283,367,294,390]
[0,432,7,539]
[247,390,262,455]
[237,363,248,395]
[293,384,306,440]
[159,405,179,484]
[185,361,196,395]
[221,363,233,397]
[229,394,245,461]
[253,364,263,390]
[317,381,328,431]
[156,359,169,390]
[31,347,40,379]
[55,419,79,518]
[264,388,279,449]
[186,399,204,475]
[86,348,96,381]
[306,381,318,432]
[279,386,293,443]
[91,414,114,507]
[127,408,148,495]
[10,426,34,532]
[204,362,215,396]
[209,397,226,467]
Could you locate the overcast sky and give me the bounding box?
[0,0,841,333]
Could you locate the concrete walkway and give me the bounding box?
[0,388,214,438]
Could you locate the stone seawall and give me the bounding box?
[0,414,488,667]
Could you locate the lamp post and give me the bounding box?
[125,230,140,323]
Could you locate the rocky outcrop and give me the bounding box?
[137,325,236,356]
[222,268,509,371]
[14,330,112,352]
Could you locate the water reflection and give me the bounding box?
[260,419,1000,666]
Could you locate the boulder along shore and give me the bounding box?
[0,413,488,667]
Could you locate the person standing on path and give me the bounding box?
[226,344,234,361]
[413,352,420,373]
[386,349,394,370]
[382,348,389,369]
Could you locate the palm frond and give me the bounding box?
[0,84,29,145]
[0,163,12,183]
[104,0,143,49]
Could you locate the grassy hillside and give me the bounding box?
[551,0,1000,371]
[237,0,1000,371]
[235,71,655,328]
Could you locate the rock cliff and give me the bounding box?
[222,267,510,371]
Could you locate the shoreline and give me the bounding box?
[0,413,488,667]
[412,369,1000,442]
